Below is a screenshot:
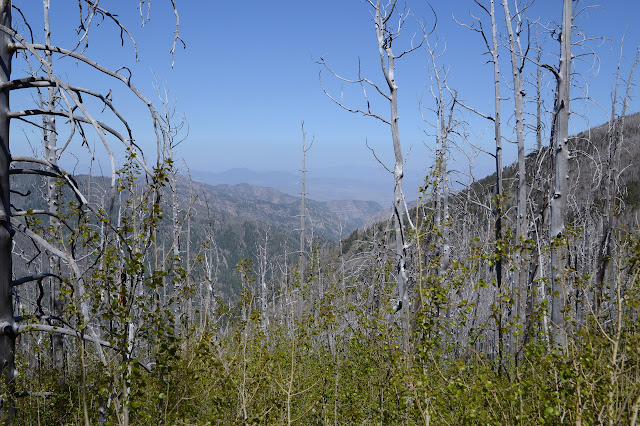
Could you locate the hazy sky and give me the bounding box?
[13,1,640,190]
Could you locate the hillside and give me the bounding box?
[344,112,640,285]
[458,112,640,216]
[10,170,385,298]
[176,179,385,240]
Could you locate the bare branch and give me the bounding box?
[541,63,560,81]
[17,324,154,372]
[10,209,75,232]
[4,29,168,165]
[316,56,391,101]
[1,76,135,156]
[11,217,82,279]
[75,0,139,59]
[456,98,495,122]
[366,139,392,173]
[318,70,391,124]
[12,273,61,288]
[168,0,185,67]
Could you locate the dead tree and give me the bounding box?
[502,0,530,348]
[546,0,573,352]
[422,25,458,276]
[39,1,66,372]
[318,0,423,312]
[534,31,545,152]
[456,0,506,365]
[299,121,312,279]
[257,228,270,331]
[0,4,14,420]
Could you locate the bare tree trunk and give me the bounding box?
[186,180,193,328]
[456,0,505,362]
[42,0,64,372]
[549,0,573,352]
[258,229,269,331]
[201,237,217,333]
[535,33,543,152]
[369,1,411,312]
[424,34,455,275]
[525,33,551,343]
[487,0,505,365]
[299,121,311,280]
[318,0,419,313]
[437,99,451,276]
[0,2,15,422]
[502,0,528,349]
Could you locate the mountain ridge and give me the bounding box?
[190,165,423,205]
[178,177,386,239]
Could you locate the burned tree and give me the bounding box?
[546,0,573,351]
[318,0,423,312]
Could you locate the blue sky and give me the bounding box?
[12,1,640,198]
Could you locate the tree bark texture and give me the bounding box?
[549,0,572,352]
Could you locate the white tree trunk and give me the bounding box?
[502,0,528,347]
[549,0,572,352]
[487,0,505,362]
[372,1,410,312]
[42,0,65,372]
